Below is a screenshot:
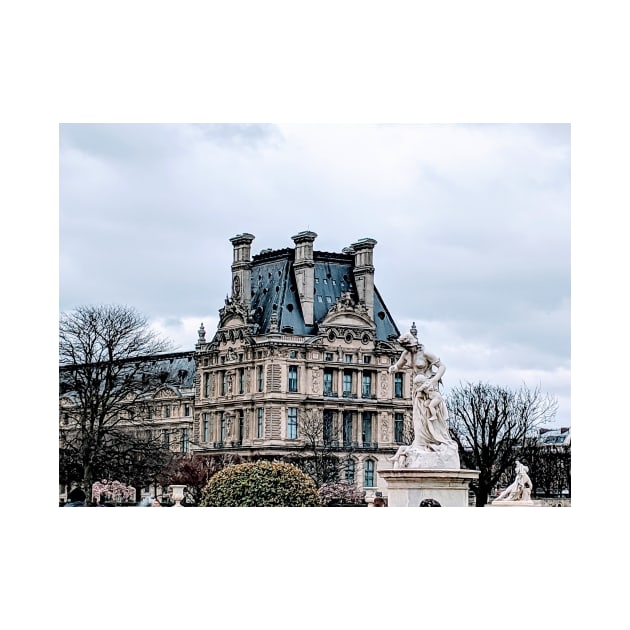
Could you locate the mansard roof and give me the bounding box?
[248,247,400,340]
[59,351,196,393]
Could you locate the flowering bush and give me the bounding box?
[91,480,136,504]
[318,482,366,506]
[200,461,320,507]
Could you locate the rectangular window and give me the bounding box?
[221,371,227,396]
[239,368,245,394]
[257,408,264,438]
[287,407,298,439]
[343,371,352,395]
[238,410,244,442]
[220,415,226,443]
[162,429,169,447]
[203,373,210,397]
[325,353,333,362]
[362,373,372,398]
[364,459,375,487]
[323,369,334,395]
[345,458,355,483]
[323,410,334,444]
[394,373,404,398]
[363,355,371,364]
[394,413,404,444]
[184,404,191,417]
[164,405,171,418]
[203,413,209,442]
[288,365,298,392]
[362,412,372,445]
[182,428,189,453]
[343,411,353,446]
[344,354,353,363]
[257,366,264,392]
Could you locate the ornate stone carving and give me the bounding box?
[311,366,321,394]
[218,296,251,329]
[380,372,390,397]
[380,417,389,442]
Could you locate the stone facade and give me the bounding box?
[192,232,413,497]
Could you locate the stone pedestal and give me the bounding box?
[378,468,480,507]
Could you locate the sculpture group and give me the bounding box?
[387,331,460,469]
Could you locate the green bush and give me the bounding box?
[200,461,321,507]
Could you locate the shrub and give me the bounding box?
[200,461,320,507]
[318,481,366,506]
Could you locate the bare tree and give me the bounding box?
[59,304,173,498]
[284,407,346,487]
[447,382,557,506]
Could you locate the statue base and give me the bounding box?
[387,442,460,470]
[378,468,480,507]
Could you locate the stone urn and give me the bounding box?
[170,484,186,507]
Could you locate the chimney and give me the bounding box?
[229,233,255,310]
[291,231,317,326]
[350,238,377,319]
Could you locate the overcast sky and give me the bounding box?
[59,123,570,427]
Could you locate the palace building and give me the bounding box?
[190,231,412,496]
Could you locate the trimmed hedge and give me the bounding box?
[200,461,320,507]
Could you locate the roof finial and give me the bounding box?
[410,322,418,338]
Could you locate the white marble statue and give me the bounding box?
[493,461,533,503]
[387,331,460,469]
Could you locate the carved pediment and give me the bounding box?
[153,386,179,400]
[218,297,250,329]
[319,292,374,330]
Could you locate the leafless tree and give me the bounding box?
[59,304,173,498]
[447,381,557,506]
[284,407,346,487]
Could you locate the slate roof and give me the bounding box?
[248,248,400,340]
[60,351,196,394]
